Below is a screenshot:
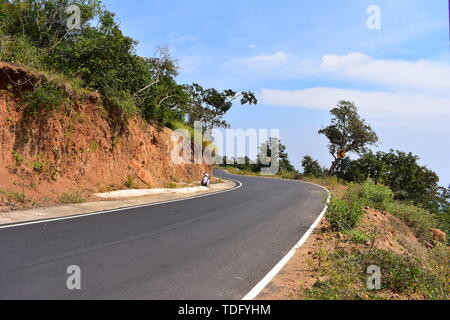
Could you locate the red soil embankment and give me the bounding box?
[0,62,209,209]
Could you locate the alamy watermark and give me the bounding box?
[66,5,81,30]
[367,265,382,290]
[170,122,281,175]
[66,265,81,290]
[367,5,381,30]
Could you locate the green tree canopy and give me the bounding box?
[301,156,326,178]
[340,150,441,211]
[185,83,257,129]
[319,101,378,175]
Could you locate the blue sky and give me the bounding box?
[104,0,449,184]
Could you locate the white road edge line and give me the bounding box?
[242,180,331,301]
[0,178,243,230]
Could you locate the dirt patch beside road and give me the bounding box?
[257,218,332,300]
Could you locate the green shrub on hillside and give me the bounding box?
[363,249,447,299]
[305,249,448,300]
[124,176,138,189]
[434,210,449,245]
[20,82,69,116]
[12,151,24,166]
[104,91,140,120]
[386,202,436,242]
[33,161,44,173]
[340,150,441,212]
[345,230,375,244]
[326,198,365,231]
[336,180,439,242]
[349,180,394,210]
[58,192,86,204]
[279,170,299,180]
[0,189,27,204]
[0,35,44,70]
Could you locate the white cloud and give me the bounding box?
[236,51,450,93]
[262,87,450,118]
[235,51,450,126]
[234,51,316,77]
[242,51,291,67]
[320,53,450,93]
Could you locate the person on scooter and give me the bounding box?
[201,173,211,187]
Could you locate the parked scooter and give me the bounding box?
[201,173,211,187]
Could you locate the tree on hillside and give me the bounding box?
[131,48,190,125]
[338,151,386,183]
[301,156,326,177]
[319,101,378,175]
[185,83,257,129]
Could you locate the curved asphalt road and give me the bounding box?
[0,170,327,300]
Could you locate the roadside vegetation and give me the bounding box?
[220,137,300,180]
[224,101,448,300]
[0,189,27,205]
[304,247,447,300]
[301,181,448,300]
[58,191,86,204]
[302,104,447,299]
[222,101,449,243]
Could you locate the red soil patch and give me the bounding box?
[0,62,210,210]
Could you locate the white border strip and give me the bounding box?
[242,180,331,300]
[0,178,242,230]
